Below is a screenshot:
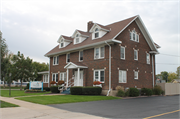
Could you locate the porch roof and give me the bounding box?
[64,62,88,69]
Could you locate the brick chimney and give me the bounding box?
[87,21,94,32]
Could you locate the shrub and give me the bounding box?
[70,86,83,95]
[93,81,101,85]
[153,85,162,95]
[43,87,50,91]
[50,86,59,93]
[58,80,64,85]
[24,83,29,90]
[125,89,130,97]
[115,86,124,91]
[117,90,125,97]
[141,88,152,96]
[82,87,102,95]
[129,88,139,97]
[50,81,56,84]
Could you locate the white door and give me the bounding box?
[74,71,83,86]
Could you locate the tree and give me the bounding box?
[177,66,180,78]
[161,71,169,82]
[32,62,49,81]
[168,72,177,82]
[11,51,37,90]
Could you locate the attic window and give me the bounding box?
[130,29,139,42]
[60,39,64,48]
[94,28,99,38]
[75,34,80,44]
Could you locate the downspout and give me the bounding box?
[152,54,154,88]
[48,57,50,87]
[105,41,111,96]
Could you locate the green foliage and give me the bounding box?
[168,72,177,82]
[43,87,50,91]
[129,88,139,97]
[177,66,180,78]
[141,88,152,96]
[161,71,169,82]
[50,86,59,93]
[153,85,163,95]
[70,86,83,95]
[82,87,102,95]
[125,89,130,97]
[117,90,125,97]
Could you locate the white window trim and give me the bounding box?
[134,71,138,80]
[146,53,150,64]
[134,49,138,61]
[53,56,59,65]
[79,50,83,62]
[93,69,105,83]
[66,53,70,63]
[60,72,67,81]
[94,46,105,59]
[59,39,64,48]
[120,46,125,60]
[43,74,49,83]
[74,34,81,44]
[119,70,127,83]
[52,73,58,82]
[130,30,139,42]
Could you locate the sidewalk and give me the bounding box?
[0,96,106,119]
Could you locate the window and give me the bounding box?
[119,70,127,83]
[130,30,139,42]
[52,73,58,82]
[146,53,150,64]
[53,56,59,65]
[94,28,99,38]
[60,72,67,82]
[66,53,70,63]
[94,46,104,59]
[134,50,138,60]
[79,51,83,61]
[121,46,125,59]
[60,39,64,48]
[134,71,138,79]
[75,34,80,44]
[94,69,105,83]
[43,74,48,83]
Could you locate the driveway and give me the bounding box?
[49,95,180,119]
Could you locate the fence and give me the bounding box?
[157,83,180,95]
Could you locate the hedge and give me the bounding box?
[141,88,153,96]
[129,88,139,97]
[70,86,102,95]
[50,86,60,93]
[43,87,50,91]
[117,90,125,97]
[153,85,163,95]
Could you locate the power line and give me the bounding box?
[159,53,180,57]
[156,63,180,65]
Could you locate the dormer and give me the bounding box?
[89,23,110,40]
[57,35,73,48]
[72,30,90,45]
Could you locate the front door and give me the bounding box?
[74,71,83,86]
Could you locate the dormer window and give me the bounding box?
[75,34,80,44]
[60,39,64,48]
[130,29,139,42]
[94,28,99,38]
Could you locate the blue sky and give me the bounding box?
[0,0,179,74]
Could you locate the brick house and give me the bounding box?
[43,15,160,94]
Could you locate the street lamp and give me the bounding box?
[9,73,11,96]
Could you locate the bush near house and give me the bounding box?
[43,87,50,91]
[24,83,29,90]
[50,86,59,93]
[117,90,125,97]
[125,89,130,97]
[129,88,139,97]
[70,86,102,95]
[141,88,153,96]
[153,85,163,95]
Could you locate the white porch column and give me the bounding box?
[77,68,80,86]
[66,69,69,89]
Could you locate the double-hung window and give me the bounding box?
[134,71,138,80]
[75,34,80,44]
[119,70,127,83]
[94,69,105,83]
[130,30,139,42]
[60,39,64,48]
[66,53,70,63]
[79,51,83,61]
[52,73,58,82]
[43,75,48,83]
[146,53,150,64]
[53,56,59,65]
[134,50,138,60]
[94,46,104,59]
[60,72,67,82]
[94,28,99,38]
[120,46,125,60]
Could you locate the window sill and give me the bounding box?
[121,58,125,60]
[119,82,127,83]
[130,39,139,43]
[53,64,59,66]
[94,57,104,60]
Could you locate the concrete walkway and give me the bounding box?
[0,96,106,119]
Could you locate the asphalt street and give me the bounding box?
[49,95,180,119]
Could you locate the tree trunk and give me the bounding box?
[20,79,22,90]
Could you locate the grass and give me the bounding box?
[0,100,19,108]
[0,86,22,89]
[0,90,50,97]
[16,95,120,105]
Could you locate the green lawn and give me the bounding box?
[16,95,120,105]
[0,86,22,89]
[0,100,19,108]
[0,90,50,97]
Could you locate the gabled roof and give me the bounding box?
[89,23,111,32]
[45,15,159,57]
[64,62,88,69]
[57,35,73,43]
[71,30,90,38]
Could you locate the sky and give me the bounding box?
[0,0,180,74]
